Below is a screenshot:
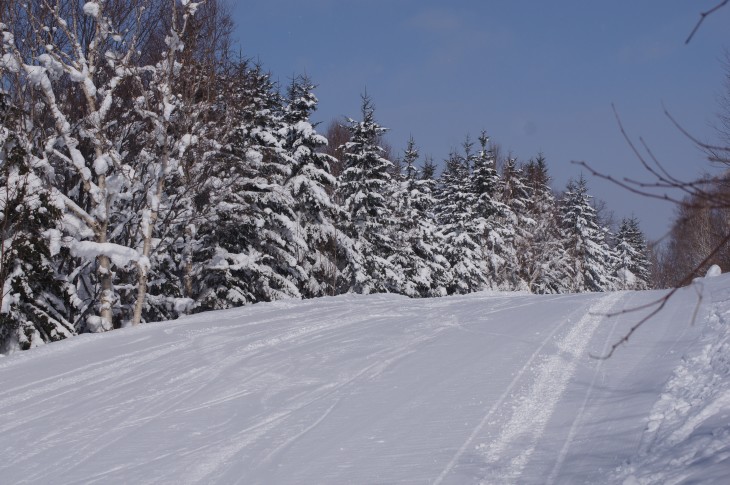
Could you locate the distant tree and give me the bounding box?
[560,176,616,292]
[195,63,303,310]
[471,132,515,289]
[281,75,352,298]
[613,216,651,290]
[322,119,350,179]
[499,157,531,291]
[651,183,730,288]
[422,155,438,181]
[337,94,401,294]
[389,137,451,297]
[521,155,572,293]
[436,148,489,294]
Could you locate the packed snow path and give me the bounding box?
[0,281,725,484]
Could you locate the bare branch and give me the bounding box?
[663,104,730,154]
[686,0,729,44]
[575,104,730,210]
[592,228,730,359]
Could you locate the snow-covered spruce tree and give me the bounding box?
[0,94,75,352]
[435,146,489,294]
[560,176,616,292]
[337,94,401,294]
[195,62,305,310]
[281,75,353,298]
[520,155,572,293]
[614,216,650,290]
[471,131,516,290]
[498,157,531,291]
[388,137,450,297]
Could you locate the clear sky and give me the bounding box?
[230,0,729,241]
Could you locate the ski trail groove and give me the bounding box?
[186,311,453,483]
[432,295,590,485]
[480,291,623,483]
[260,399,340,465]
[545,292,629,484]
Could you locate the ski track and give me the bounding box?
[0,294,458,485]
[477,291,623,483]
[432,293,600,485]
[545,292,631,484]
[1,299,381,483]
[184,309,456,484]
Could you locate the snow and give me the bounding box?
[178,133,196,157]
[706,264,722,278]
[44,228,62,256]
[1,279,729,483]
[70,240,140,267]
[82,2,100,18]
[93,155,109,175]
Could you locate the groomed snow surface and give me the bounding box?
[2,276,730,484]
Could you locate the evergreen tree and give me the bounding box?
[196,63,303,310]
[499,157,531,291]
[614,216,651,290]
[436,148,489,294]
[560,176,616,292]
[337,94,401,294]
[389,137,451,297]
[281,75,351,298]
[471,132,515,289]
[521,155,572,293]
[0,94,74,351]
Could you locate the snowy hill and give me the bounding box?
[1,277,730,484]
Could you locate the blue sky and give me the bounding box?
[230,0,729,240]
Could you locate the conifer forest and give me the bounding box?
[0,0,654,353]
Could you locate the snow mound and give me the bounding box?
[706,264,722,278]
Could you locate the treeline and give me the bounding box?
[0,0,650,353]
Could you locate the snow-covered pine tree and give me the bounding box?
[614,216,651,290]
[436,147,489,294]
[337,94,401,294]
[195,62,304,310]
[0,94,74,352]
[560,176,616,292]
[422,155,437,181]
[499,157,531,291]
[520,155,572,293]
[281,75,353,298]
[388,137,450,297]
[471,131,515,289]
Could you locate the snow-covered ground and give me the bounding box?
[1,276,730,484]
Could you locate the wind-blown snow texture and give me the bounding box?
[1,276,729,484]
